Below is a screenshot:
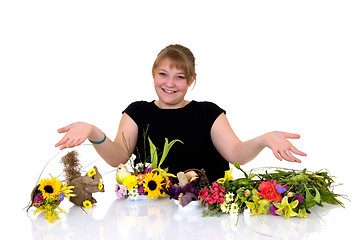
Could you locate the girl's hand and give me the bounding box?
[263,131,307,163]
[55,122,93,150]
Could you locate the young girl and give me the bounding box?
[55,44,306,182]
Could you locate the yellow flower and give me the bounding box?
[274,196,299,220]
[123,175,138,191]
[217,168,234,183]
[83,200,92,209]
[245,189,271,215]
[98,183,104,191]
[38,177,62,199]
[297,208,307,218]
[59,182,76,198]
[143,172,164,199]
[87,169,96,178]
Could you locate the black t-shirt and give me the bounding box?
[122,100,229,182]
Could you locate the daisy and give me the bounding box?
[225,192,234,203]
[229,202,239,215]
[128,188,139,200]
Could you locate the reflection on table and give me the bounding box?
[28,196,342,240]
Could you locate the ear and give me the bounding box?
[188,75,196,87]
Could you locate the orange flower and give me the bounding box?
[137,174,146,185]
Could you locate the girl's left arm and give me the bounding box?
[211,113,307,165]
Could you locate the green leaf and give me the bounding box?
[232,162,248,178]
[232,161,241,170]
[248,174,256,180]
[148,137,158,168]
[314,187,321,203]
[305,186,321,204]
[159,139,183,167]
[202,210,210,217]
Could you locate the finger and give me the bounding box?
[55,136,69,147]
[290,146,307,156]
[285,151,301,163]
[285,133,301,139]
[57,124,71,133]
[280,151,295,162]
[272,149,283,161]
[65,138,77,148]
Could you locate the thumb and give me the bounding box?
[57,124,71,133]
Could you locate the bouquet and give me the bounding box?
[199,162,344,219]
[27,177,75,223]
[115,137,181,200]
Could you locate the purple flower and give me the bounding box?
[269,203,280,216]
[57,192,65,202]
[115,184,128,200]
[166,185,183,200]
[293,194,304,204]
[276,185,287,194]
[34,193,44,204]
[183,183,198,195]
[138,186,146,195]
[144,167,154,174]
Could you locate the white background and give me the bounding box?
[1,1,360,239]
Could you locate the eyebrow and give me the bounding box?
[158,68,185,75]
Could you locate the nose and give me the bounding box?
[165,78,176,87]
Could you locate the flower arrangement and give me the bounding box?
[199,162,345,219]
[27,150,105,223]
[27,177,75,223]
[115,137,181,200]
[166,169,210,207]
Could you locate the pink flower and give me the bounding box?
[199,182,225,205]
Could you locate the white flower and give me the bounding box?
[229,203,239,215]
[220,202,230,213]
[225,192,234,203]
[135,162,151,172]
[128,188,139,200]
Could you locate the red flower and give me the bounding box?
[258,180,282,202]
[198,182,225,205]
[199,188,209,199]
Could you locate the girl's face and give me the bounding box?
[153,59,194,109]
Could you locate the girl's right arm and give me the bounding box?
[55,113,138,167]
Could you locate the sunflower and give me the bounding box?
[143,172,164,199]
[38,177,62,199]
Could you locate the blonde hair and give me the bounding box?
[152,44,196,86]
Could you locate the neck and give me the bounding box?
[154,100,190,109]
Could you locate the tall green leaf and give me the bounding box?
[148,137,158,168]
[159,139,183,167]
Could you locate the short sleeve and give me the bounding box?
[203,101,226,129]
[122,101,148,126]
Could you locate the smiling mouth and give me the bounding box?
[162,88,177,94]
